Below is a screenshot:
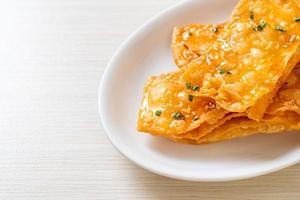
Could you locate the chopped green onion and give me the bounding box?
[275,25,286,32]
[219,68,226,74]
[211,27,218,33]
[295,17,300,22]
[172,112,185,120]
[188,95,193,102]
[186,83,200,91]
[185,82,192,89]
[191,85,200,91]
[218,67,231,75]
[249,10,254,20]
[155,110,162,116]
[253,21,267,31]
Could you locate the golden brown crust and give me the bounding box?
[137,0,300,144]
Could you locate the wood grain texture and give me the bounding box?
[0,0,299,199]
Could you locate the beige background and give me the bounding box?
[1,0,299,199]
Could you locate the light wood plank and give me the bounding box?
[0,0,299,199]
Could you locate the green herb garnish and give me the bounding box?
[188,95,194,102]
[295,17,300,22]
[211,27,218,33]
[155,110,162,116]
[275,25,286,32]
[253,21,267,31]
[219,68,226,74]
[185,82,192,89]
[186,83,200,91]
[249,10,254,20]
[218,67,231,75]
[191,85,200,91]
[172,112,185,120]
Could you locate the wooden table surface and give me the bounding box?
[1,0,300,199]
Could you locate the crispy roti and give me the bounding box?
[137,71,228,135]
[181,0,300,113]
[172,24,224,68]
[169,70,300,144]
[172,23,300,120]
[195,112,300,144]
[138,0,300,141]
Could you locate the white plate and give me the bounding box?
[99,0,300,181]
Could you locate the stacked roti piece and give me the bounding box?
[137,0,300,144]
